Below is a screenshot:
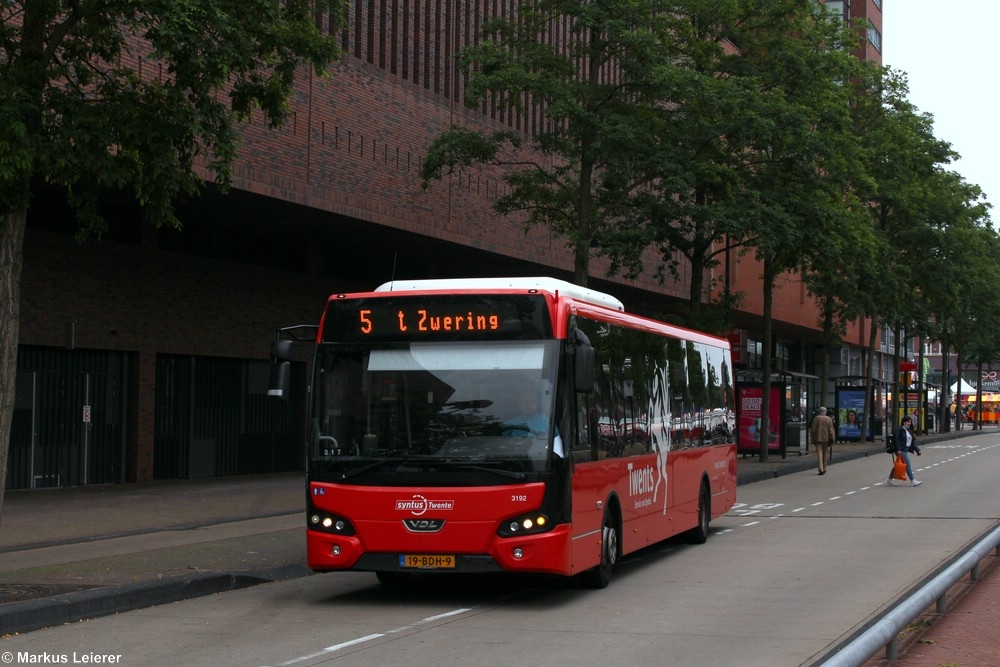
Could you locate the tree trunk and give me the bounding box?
[759,260,775,463]
[574,241,590,287]
[940,325,951,433]
[574,153,593,288]
[956,352,963,430]
[0,207,28,524]
[975,360,984,430]
[863,319,878,442]
[819,296,834,408]
[687,247,710,327]
[917,338,926,434]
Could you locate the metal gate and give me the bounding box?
[7,349,129,489]
[153,355,304,480]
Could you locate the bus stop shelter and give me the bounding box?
[735,370,816,458]
[833,376,891,442]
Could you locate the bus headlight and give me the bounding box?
[308,512,356,535]
[497,512,552,537]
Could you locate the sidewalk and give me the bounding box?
[736,425,987,484]
[0,472,310,635]
[0,429,991,650]
[862,551,1000,667]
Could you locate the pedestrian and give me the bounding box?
[887,415,922,486]
[906,415,922,456]
[810,407,835,475]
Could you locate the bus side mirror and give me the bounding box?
[271,340,294,362]
[268,362,290,399]
[268,340,294,399]
[571,328,595,393]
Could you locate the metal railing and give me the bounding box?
[812,522,1000,666]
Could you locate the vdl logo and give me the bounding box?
[395,494,455,516]
[404,518,446,532]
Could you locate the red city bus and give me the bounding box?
[268,277,737,588]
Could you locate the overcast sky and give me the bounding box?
[882,2,997,218]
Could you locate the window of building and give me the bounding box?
[746,338,763,369]
[881,327,896,355]
[774,341,792,372]
[867,21,882,52]
[824,1,848,21]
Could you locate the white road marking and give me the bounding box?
[265,609,473,666]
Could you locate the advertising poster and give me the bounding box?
[836,388,867,440]
[897,391,923,430]
[736,384,782,453]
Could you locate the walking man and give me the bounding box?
[810,407,835,476]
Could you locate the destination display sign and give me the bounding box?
[321,294,553,342]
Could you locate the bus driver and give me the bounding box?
[503,390,550,436]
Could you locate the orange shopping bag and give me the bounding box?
[893,453,908,480]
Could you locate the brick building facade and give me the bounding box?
[10,0,889,489]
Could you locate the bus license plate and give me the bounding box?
[400,554,456,569]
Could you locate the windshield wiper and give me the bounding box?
[339,457,527,481]
[450,464,527,481]
[338,457,408,480]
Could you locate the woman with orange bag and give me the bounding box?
[886,415,921,487]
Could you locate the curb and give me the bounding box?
[736,446,884,486]
[0,564,312,636]
[735,429,983,486]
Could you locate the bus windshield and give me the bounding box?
[309,340,561,481]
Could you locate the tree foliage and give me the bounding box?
[845,65,993,431]
[1,0,343,230]
[421,0,1000,448]
[613,0,766,327]
[0,0,345,518]
[421,0,695,286]
[718,0,864,460]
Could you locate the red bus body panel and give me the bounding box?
[570,444,737,571]
[304,279,738,579]
[308,442,737,577]
[308,481,575,575]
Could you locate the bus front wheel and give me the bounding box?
[584,506,619,589]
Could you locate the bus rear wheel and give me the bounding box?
[686,482,711,545]
[584,506,619,589]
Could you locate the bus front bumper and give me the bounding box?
[306,525,574,576]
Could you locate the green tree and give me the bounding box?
[802,178,881,413]
[610,0,766,330]
[912,170,994,430]
[727,0,864,461]
[802,204,879,409]
[847,67,990,434]
[623,1,868,344]
[0,0,345,518]
[421,0,698,287]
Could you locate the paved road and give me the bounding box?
[1,429,997,666]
